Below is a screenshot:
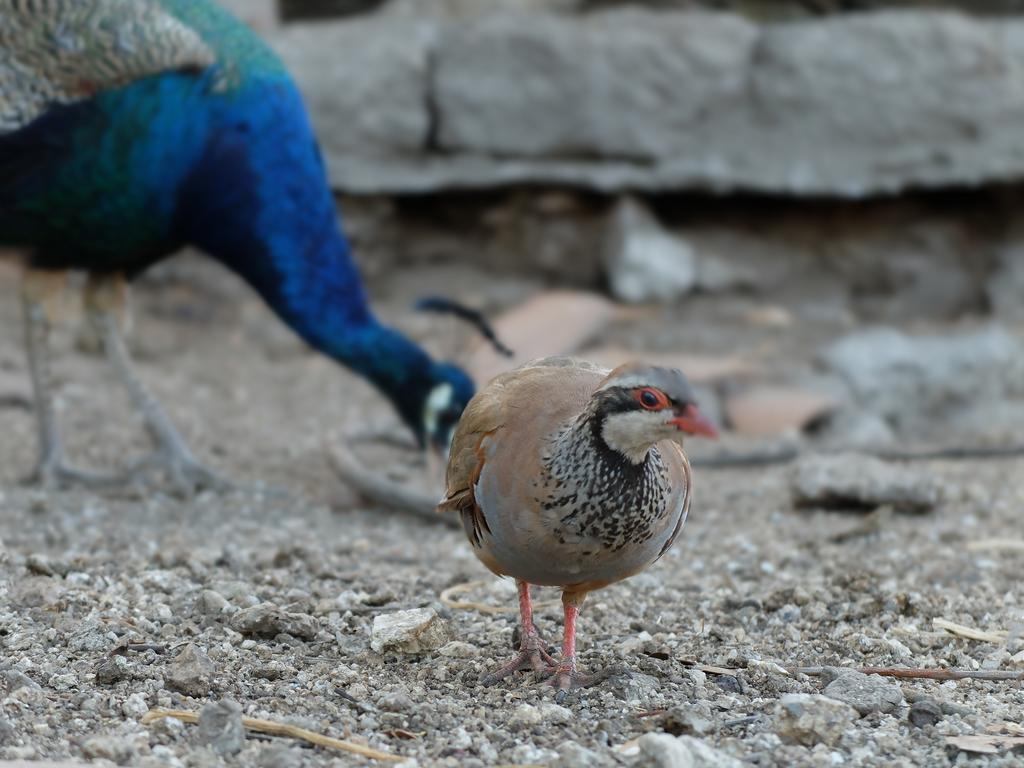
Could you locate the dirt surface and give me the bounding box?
[1,258,1023,767]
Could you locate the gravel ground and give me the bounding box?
[1,259,1023,767]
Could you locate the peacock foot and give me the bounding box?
[121,447,236,498]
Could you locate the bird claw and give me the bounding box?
[544,662,617,704]
[121,449,238,499]
[480,629,559,686]
[24,455,129,491]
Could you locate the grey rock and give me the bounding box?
[776,693,856,747]
[435,11,756,159]
[81,735,135,764]
[791,453,941,512]
[197,699,246,757]
[554,740,614,768]
[661,708,714,736]
[376,691,415,712]
[604,197,697,304]
[370,608,450,654]
[637,733,744,768]
[908,699,944,728]
[2,670,40,692]
[271,18,438,173]
[278,10,1024,197]
[989,239,1024,324]
[508,703,544,729]
[230,603,320,641]
[95,655,131,686]
[196,589,231,617]
[821,325,1024,437]
[0,717,15,744]
[822,670,904,716]
[164,644,216,698]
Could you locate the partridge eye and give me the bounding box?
[639,389,661,409]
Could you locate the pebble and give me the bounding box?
[94,655,131,686]
[376,691,415,713]
[637,733,744,767]
[230,603,320,641]
[197,699,246,756]
[822,670,904,716]
[81,734,135,764]
[164,643,216,697]
[370,608,450,654]
[554,741,613,767]
[908,699,944,728]
[121,691,150,720]
[508,703,543,729]
[775,693,856,747]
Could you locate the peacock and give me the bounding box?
[0,0,476,493]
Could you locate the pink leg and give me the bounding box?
[549,591,607,702]
[480,581,558,686]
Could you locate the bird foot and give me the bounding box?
[544,661,617,704]
[480,631,558,686]
[24,455,131,491]
[121,448,236,498]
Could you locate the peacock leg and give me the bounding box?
[21,269,119,488]
[84,273,233,496]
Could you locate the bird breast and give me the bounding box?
[473,424,687,589]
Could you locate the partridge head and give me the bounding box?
[439,357,716,701]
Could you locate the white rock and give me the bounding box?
[370,608,450,654]
[604,197,697,304]
[508,703,544,729]
[775,693,857,747]
[637,733,744,767]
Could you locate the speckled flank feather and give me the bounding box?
[0,0,216,133]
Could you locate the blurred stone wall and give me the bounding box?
[262,5,1024,198]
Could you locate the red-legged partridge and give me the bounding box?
[439,357,716,700]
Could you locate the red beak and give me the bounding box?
[666,403,719,438]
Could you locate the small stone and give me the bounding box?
[197,699,246,756]
[25,553,55,576]
[370,608,450,654]
[537,701,573,724]
[437,640,479,658]
[95,655,131,686]
[165,643,216,697]
[604,197,697,304]
[662,708,714,736]
[637,733,744,767]
[791,453,940,513]
[509,703,544,729]
[2,670,41,692]
[230,603,320,641]
[0,718,15,744]
[775,693,856,747]
[822,670,904,716]
[121,691,150,719]
[196,589,231,616]
[82,734,135,764]
[908,699,944,728]
[554,741,613,768]
[377,691,415,713]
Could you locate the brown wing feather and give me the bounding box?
[656,441,693,560]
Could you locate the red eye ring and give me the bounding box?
[635,387,668,410]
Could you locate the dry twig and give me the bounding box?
[440,580,558,615]
[966,539,1024,553]
[790,666,1024,682]
[142,709,401,762]
[933,618,1008,644]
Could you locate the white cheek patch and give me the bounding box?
[424,382,454,436]
[601,411,668,464]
